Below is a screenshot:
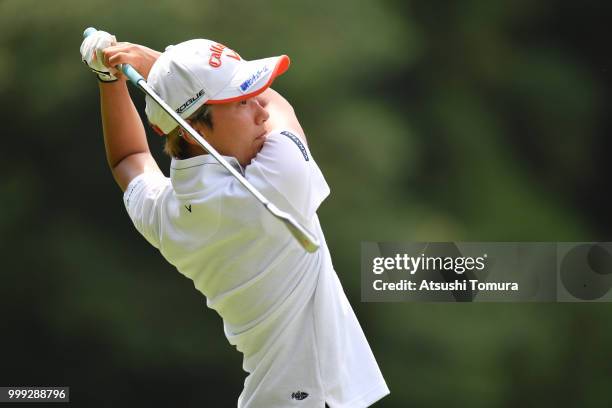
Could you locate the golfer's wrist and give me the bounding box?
[96,75,118,84]
[97,75,127,87]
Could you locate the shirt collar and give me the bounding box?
[170,154,244,196]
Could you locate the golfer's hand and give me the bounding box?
[80,30,119,82]
[101,43,161,80]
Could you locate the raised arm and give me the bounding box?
[256,88,307,144]
[99,79,160,191]
[101,43,164,191]
[82,33,163,191]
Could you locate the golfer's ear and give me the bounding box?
[180,121,201,146]
[184,134,201,146]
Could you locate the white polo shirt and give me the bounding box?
[123,129,390,407]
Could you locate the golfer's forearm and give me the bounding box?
[99,80,150,168]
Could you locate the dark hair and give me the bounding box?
[164,103,214,159]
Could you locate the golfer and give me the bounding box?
[80,30,390,408]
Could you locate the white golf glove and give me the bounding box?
[80,30,119,82]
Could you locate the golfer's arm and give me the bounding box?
[258,88,307,144]
[99,80,161,191]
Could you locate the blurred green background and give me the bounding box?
[1,0,611,406]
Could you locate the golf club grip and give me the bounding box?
[82,27,144,86]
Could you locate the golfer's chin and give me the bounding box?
[240,151,258,167]
[240,136,267,166]
[254,134,267,152]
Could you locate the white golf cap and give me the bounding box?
[145,39,290,135]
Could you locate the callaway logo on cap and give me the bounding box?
[145,39,290,135]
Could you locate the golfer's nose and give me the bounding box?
[254,100,269,125]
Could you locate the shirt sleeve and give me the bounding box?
[246,129,330,222]
[123,171,171,248]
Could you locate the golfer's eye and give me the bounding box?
[240,100,247,105]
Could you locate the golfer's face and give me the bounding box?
[206,97,270,166]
